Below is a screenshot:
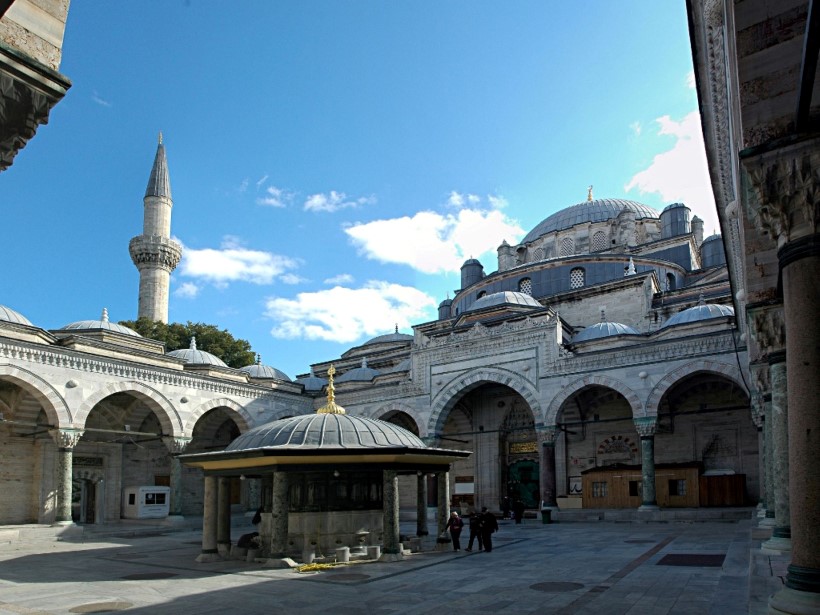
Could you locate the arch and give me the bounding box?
[370,401,427,438]
[74,381,182,437]
[546,375,642,424]
[185,398,252,436]
[0,364,72,427]
[428,367,541,434]
[645,360,748,415]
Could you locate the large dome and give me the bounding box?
[226,413,426,451]
[522,198,659,244]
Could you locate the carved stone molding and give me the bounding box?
[49,428,84,449]
[633,416,657,438]
[163,436,192,455]
[750,361,770,398]
[747,303,786,357]
[129,235,182,271]
[750,394,765,428]
[742,137,820,249]
[536,425,558,446]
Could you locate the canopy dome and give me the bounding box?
[662,300,734,328]
[167,337,227,366]
[573,321,640,343]
[363,327,413,346]
[522,198,659,244]
[336,358,380,382]
[239,360,290,381]
[468,291,541,312]
[0,304,33,326]
[296,367,327,392]
[60,308,140,337]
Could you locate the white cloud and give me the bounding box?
[238,178,249,193]
[686,71,696,89]
[175,282,200,298]
[280,273,307,285]
[629,121,642,137]
[324,273,354,285]
[257,185,291,208]
[624,111,719,233]
[256,174,269,188]
[345,208,524,274]
[487,194,508,209]
[180,237,301,286]
[303,190,375,213]
[447,191,465,208]
[265,281,436,342]
[92,91,111,107]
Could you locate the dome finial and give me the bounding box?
[317,364,346,414]
[394,324,399,334]
[101,307,109,323]
[599,306,606,322]
[698,293,706,305]
[587,185,593,202]
[190,336,197,351]
[256,353,262,365]
[625,256,636,276]
[158,131,163,145]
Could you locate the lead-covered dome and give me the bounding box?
[60,308,140,337]
[239,359,290,381]
[226,413,426,451]
[364,327,412,346]
[336,358,380,382]
[573,321,640,343]
[522,198,659,244]
[167,336,227,366]
[0,304,33,326]
[468,291,542,312]
[661,300,734,328]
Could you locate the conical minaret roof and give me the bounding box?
[144,132,172,199]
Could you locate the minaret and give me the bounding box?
[128,133,182,323]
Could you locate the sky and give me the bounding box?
[2,1,718,380]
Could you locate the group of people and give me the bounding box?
[444,506,499,552]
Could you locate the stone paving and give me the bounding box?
[0,515,789,614]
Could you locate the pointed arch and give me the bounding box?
[546,374,642,424]
[645,360,748,415]
[74,381,182,437]
[369,401,426,438]
[185,398,252,436]
[428,367,541,434]
[0,364,72,427]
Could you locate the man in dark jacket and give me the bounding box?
[479,507,498,552]
[465,512,483,551]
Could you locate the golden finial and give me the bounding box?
[587,185,593,202]
[158,131,163,145]
[317,364,345,414]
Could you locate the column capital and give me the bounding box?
[49,428,84,449]
[163,436,192,455]
[750,394,765,429]
[633,416,657,437]
[535,425,558,445]
[741,135,820,249]
[750,361,771,398]
[747,302,786,358]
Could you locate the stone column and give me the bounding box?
[216,477,231,556]
[196,475,220,562]
[634,417,658,510]
[247,478,262,512]
[269,471,289,559]
[744,141,820,612]
[162,437,191,519]
[763,354,791,553]
[436,470,450,536]
[750,397,765,511]
[536,426,558,510]
[49,429,83,525]
[416,473,428,536]
[761,397,776,527]
[380,470,402,560]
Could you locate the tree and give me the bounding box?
[119,318,256,369]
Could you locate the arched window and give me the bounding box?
[591,231,607,252]
[560,237,575,257]
[477,291,487,299]
[518,278,533,296]
[666,273,676,291]
[570,268,585,289]
[532,247,545,261]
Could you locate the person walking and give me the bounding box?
[445,510,464,551]
[513,499,525,524]
[465,511,483,551]
[479,506,498,552]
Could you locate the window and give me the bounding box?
[591,231,607,252]
[560,237,575,257]
[669,479,687,496]
[569,267,585,289]
[666,273,676,291]
[518,278,533,296]
[477,291,487,299]
[532,247,545,261]
[592,482,608,498]
[629,480,642,497]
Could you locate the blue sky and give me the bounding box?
[2,1,717,379]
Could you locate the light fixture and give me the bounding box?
[333,470,340,478]
[239,474,246,481]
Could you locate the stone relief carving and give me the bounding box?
[748,304,785,356]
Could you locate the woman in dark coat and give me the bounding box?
[444,511,464,551]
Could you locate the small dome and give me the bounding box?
[389,358,411,373]
[573,321,640,343]
[226,413,426,451]
[297,367,328,392]
[60,308,140,337]
[167,336,228,367]
[438,298,453,308]
[468,291,541,312]
[336,358,380,383]
[239,359,290,381]
[701,233,722,244]
[0,304,33,326]
[364,326,413,346]
[522,198,659,244]
[661,299,734,328]
[662,202,689,213]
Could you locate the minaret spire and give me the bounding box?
[128,133,182,323]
